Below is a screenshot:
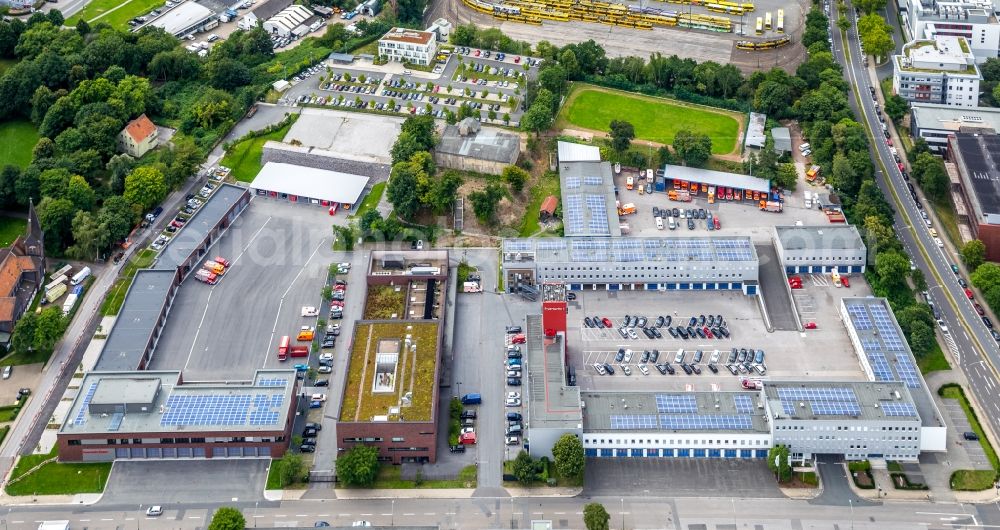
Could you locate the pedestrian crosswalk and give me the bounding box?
[943,331,959,359]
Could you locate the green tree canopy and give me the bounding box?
[208,507,246,530]
[583,502,610,530]
[502,165,529,194]
[961,240,986,271]
[123,166,167,213]
[608,120,635,153]
[551,433,585,479]
[337,445,379,486]
[672,129,712,167]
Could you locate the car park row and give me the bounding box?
[584,313,732,341]
[591,346,768,378]
[503,326,525,446]
[650,206,722,232]
[148,167,228,253]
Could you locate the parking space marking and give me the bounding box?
[182,288,215,372]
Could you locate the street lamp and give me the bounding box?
[456,381,462,399]
[621,498,625,530]
[391,499,395,526]
[254,501,259,528]
[848,499,854,530]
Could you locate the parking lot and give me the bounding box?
[613,169,831,241]
[280,48,540,125]
[566,289,864,392]
[583,458,783,498]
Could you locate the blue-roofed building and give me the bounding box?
[501,237,760,295]
[58,370,297,461]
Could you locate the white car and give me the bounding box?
[935,237,944,248]
[461,427,475,435]
[620,364,632,376]
[594,362,606,375]
[505,397,521,407]
[3,366,12,379]
[317,366,333,373]
[627,328,638,340]
[146,506,163,517]
[638,364,649,376]
[338,262,351,270]
[301,306,319,317]
[352,522,372,528]
[319,353,334,361]
[623,349,633,363]
[311,393,327,402]
[507,391,520,400]
[505,436,520,445]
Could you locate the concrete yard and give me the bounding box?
[568,288,864,392]
[150,200,335,381]
[583,458,784,498]
[99,459,269,505]
[284,109,402,164]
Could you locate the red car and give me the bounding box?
[330,300,345,308]
[975,303,986,316]
[841,276,850,288]
[703,327,713,338]
[713,217,721,230]
[512,334,526,344]
[213,256,230,268]
[886,138,893,146]
[459,432,477,444]
[514,56,521,63]
[897,163,905,172]
[474,50,481,57]
[966,288,974,299]
[601,317,612,328]
[334,284,347,291]
[804,322,818,329]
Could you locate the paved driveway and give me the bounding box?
[99,459,269,506]
[583,458,783,498]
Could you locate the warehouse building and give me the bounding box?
[559,161,620,237]
[263,4,316,37]
[765,381,924,463]
[502,237,760,295]
[947,131,1000,260]
[910,103,1000,153]
[249,162,369,211]
[840,297,947,453]
[58,370,297,461]
[663,164,771,203]
[434,118,519,174]
[239,0,291,29]
[148,1,218,36]
[773,225,867,274]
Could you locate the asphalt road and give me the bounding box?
[832,5,1000,439]
[2,493,989,529]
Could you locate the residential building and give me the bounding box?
[773,225,867,274]
[0,202,44,343]
[946,131,1000,260]
[434,118,520,175]
[904,0,1000,62]
[117,114,159,158]
[892,36,981,107]
[378,28,437,66]
[910,103,1000,152]
[501,237,760,295]
[262,4,315,37]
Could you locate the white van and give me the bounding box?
[668,217,677,230]
[655,216,664,230]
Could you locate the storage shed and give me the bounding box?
[539,195,558,220]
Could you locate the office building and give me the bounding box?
[378,28,437,66]
[893,36,981,107]
[773,225,867,274]
[910,103,1000,153]
[948,131,1000,260]
[905,0,1000,62]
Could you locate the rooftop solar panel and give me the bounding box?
[505,240,532,252]
[733,394,754,413]
[160,393,285,427]
[880,401,917,416]
[610,414,659,429]
[74,383,99,426]
[811,401,862,416]
[776,387,858,402]
[659,414,753,430]
[565,177,581,189]
[655,394,698,413]
[584,176,603,186]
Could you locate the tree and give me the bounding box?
[583,502,610,530]
[273,453,304,487]
[884,94,909,123]
[962,240,987,270]
[67,211,102,261]
[336,445,379,486]
[907,320,935,358]
[206,58,252,91]
[391,131,424,166]
[875,250,911,288]
[537,64,567,95]
[973,262,1000,291]
[468,182,506,224]
[208,507,246,530]
[754,81,792,115]
[608,120,635,153]
[33,306,66,352]
[512,450,536,484]
[98,195,137,246]
[672,129,712,167]
[386,160,424,220]
[767,445,791,482]
[10,311,37,354]
[396,0,427,23]
[37,196,75,252]
[837,15,850,31]
[502,165,528,193]
[66,174,95,211]
[551,434,585,479]
[123,166,167,213]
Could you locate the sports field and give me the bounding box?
[66,0,164,29]
[0,121,39,169]
[558,85,743,155]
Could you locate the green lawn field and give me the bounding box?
[221,119,297,183]
[0,121,39,169]
[0,217,27,247]
[66,0,165,29]
[559,85,742,155]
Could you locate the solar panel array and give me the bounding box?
[160,393,284,427]
[584,176,603,186]
[564,196,584,235]
[536,239,567,251]
[655,394,698,413]
[258,378,288,387]
[610,414,659,429]
[733,394,754,413]
[777,386,861,417]
[880,401,917,417]
[659,414,753,430]
[504,240,532,252]
[847,301,922,389]
[565,177,581,189]
[108,412,125,431]
[585,195,610,235]
[73,383,99,426]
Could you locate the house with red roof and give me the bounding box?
[117,114,159,158]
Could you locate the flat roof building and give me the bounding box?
[910,103,1000,152]
[58,370,297,461]
[434,118,519,175]
[249,162,369,209]
[156,184,250,274]
[947,131,1000,261]
[904,0,1000,63]
[773,225,867,274]
[148,1,216,36]
[663,164,771,198]
[893,36,981,107]
[745,112,767,149]
[525,315,582,458]
[771,127,792,154]
[378,27,437,66]
[840,297,947,453]
[559,161,620,238]
[557,141,600,163]
[502,237,759,295]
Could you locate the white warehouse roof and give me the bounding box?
[250,162,369,204]
[149,1,214,35]
[266,4,312,30]
[557,141,600,162]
